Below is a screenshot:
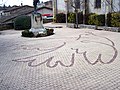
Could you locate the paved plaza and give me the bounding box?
[0,23,120,90]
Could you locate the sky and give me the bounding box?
[0,0,49,6]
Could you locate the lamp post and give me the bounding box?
[71,0,79,28]
[119,0,120,12]
[53,0,57,21]
[64,0,68,27]
[105,0,108,26]
[83,2,85,24]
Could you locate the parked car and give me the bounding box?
[42,14,53,20]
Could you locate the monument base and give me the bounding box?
[29,28,47,36]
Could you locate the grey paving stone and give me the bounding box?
[0,23,120,90]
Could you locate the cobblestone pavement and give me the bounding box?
[0,23,120,90]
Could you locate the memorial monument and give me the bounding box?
[29,0,47,36]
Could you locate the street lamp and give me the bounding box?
[105,0,108,27]
[53,0,57,21]
[64,0,69,27]
[71,0,79,28]
[119,0,120,12]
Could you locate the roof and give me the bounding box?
[0,6,8,11]
[3,6,21,12]
[0,6,53,24]
[4,5,33,12]
[37,6,53,10]
[0,5,34,23]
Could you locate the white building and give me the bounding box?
[53,0,120,14]
[88,0,120,14]
[37,7,53,19]
[0,11,4,17]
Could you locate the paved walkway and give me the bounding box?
[0,23,120,90]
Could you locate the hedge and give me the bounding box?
[68,13,75,23]
[88,13,105,26]
[0,23,14,30]
[14,15,31,30]
[111,12,120,27]
[68,12,83,24]
[78,12,83,24]
[107,13,111,27]
[87,12,119,27]
[55,13,66,23]
[55,12,119,27]
[22,30,34,37]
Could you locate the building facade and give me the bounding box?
[53,0,120,15]
[37,7,53,19]
[38,0,53,8]
[88,0,120,14]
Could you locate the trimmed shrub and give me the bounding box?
[68,12,83,24]
[0,23,14,30]
[14,15,31,30]
[78,12,83,24]
[55,13,66,23]
[84,14,89,24]
[46,28,54,36]
[53,17,56,23]
[88,13,105,26]
[111,12,120,27]
[88,13,97,25]
[97,14,105,26]
[22,30,34,37]
[107,13,111,26]
[68,13,75,23]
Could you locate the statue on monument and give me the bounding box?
[22,0,54,37]
[29,0,47,36]
[33,0,40,11]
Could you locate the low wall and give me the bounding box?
[68,23,120,32]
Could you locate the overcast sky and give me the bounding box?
[0,0,49,6]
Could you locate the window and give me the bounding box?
[95,0,101,8]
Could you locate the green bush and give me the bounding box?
[14,15,31,30]
[107,13,111,26]
[88,13,105,26]
[46,28,54,36]
[68,13,75,23]
[88,13,97,25]
[68,12,83,24]
[84,14,89,24]
[78,12,83,24]
[22,30,34,37]
[55,13,66,23]
[111,12,120,27]
[53,17,56,23]
[0,23,14,30]
[97,14,105,26]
